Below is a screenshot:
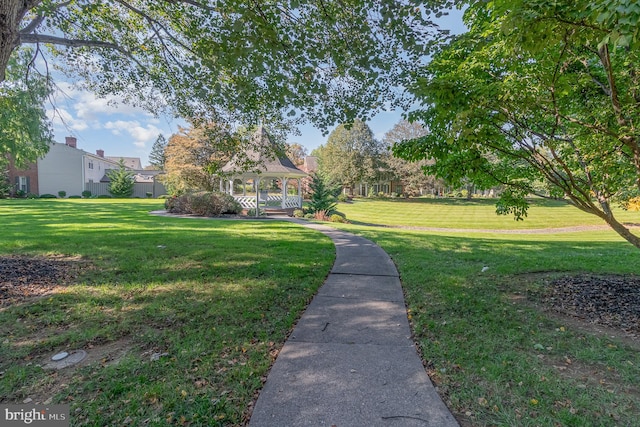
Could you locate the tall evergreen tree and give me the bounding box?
[148,134,167,170]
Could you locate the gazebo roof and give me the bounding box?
[222,126,307,179]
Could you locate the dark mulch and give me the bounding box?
[545,274,640,335]
[0,255,79,307]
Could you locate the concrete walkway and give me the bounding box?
[249,219,459,426]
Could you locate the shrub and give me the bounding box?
[39,193,57,198]
[97,194,112,198]
[0,169,10,198]
[293,209,305,218]
[145,192,153,198]
[58,191,66,198]
[15,190,26,198]
[165,192,242,216]
[621,196,640,211]
[68,195,81,199]
[304,213,314,219]
[337,193,350,203]
[26,193,38,199]
[82,190,92,198]
[247,208,266,217]
[329,213,348,223]
[164,195,179,212]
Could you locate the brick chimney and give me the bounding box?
[65,136,77,148]
[96,149,104,158]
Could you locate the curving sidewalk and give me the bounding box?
[249,219,459,426]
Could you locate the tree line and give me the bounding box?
[150,119,447,199]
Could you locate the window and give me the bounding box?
[17,176,29,193]
[88,161,94,169]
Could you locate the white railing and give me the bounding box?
[282,195,303,208]
[232,194,302,209]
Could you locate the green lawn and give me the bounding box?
[337,197,640,229]
[0,199,334,426]
[2,198,639,426]
[331,198,640,426]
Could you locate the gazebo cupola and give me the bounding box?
[221,126,307,214]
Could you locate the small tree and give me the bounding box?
[107,160,135,198]
[0,160,11,198]
[308,173,338,215]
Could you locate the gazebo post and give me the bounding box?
[281,178,288,209]
[254,177,261,217]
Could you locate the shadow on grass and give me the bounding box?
[345,227,640,426]
[0,199,335,425]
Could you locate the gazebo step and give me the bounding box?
[263,207,295,216]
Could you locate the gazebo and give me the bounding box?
[221,127,307,215]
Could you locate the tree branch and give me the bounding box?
[19,1,72,35]
[19,33,124,51]
[112,0,197,56]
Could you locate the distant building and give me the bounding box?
[8,136,166,197]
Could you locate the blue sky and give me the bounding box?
[46,8,465,167]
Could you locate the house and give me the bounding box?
[8,136,166,197]
[106,156,142,170]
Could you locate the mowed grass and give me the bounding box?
[330,199,640,426]
[0,199,334,426]
[3,197,639,426]
[337,197,640,229]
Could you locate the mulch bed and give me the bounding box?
[545,274,640,335]
[0,255,79,307]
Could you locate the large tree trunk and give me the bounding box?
[0,0,21,81]
[0,0,39,81]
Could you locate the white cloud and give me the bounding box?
[47,107,89,131]
[53,82,154,120]
[104,120,162,149]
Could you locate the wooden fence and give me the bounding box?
[84,181,167,198]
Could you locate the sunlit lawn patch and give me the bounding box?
[337,197,639,229]
[329,201,640,427]
[0,199,334,426]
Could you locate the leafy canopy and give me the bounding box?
[2,0,439,130]
[315,119,383,194]
[163,123,244,195]
[394,0,640,249]
[0,48,52,168]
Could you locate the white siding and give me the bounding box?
[84,155,119,183]
[37,143,85,196]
